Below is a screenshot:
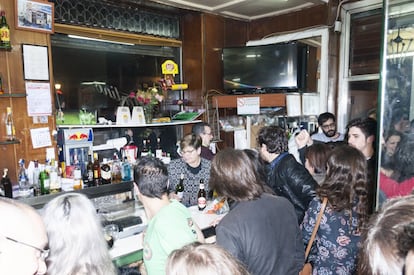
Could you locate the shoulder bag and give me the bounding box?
[299,197,328,275]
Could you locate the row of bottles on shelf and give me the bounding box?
[0,10,10,49]
[0,151,135,198]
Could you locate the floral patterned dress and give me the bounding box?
[301,197,362,275]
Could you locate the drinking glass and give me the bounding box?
[103,224,119,248]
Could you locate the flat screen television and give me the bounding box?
[222,42,309,94]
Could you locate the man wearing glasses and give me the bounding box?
[311,112,344,143]
[0,198,49,275]
[192,122,215,160]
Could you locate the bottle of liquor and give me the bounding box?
[1,168,13,198]
[73,160,82,190]
[197,179,207,211]
[49,158,61,194]
[101,158,111,185]
[39,165,50,195]
[175,173,184,201]
[85,150,94,187]
[0,11,11,49]
[18,159,31,197]
[5,107,15,141]
[121,156,132,181]
[32,160,41,196]
[141,139,149,157]
[92,152,101,186]
[111,152,122,183]
[0,75,4,94]
[155,137,162,159]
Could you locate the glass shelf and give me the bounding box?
[0,140,20,145]
[0,93,27,98]
[0,45,12,51]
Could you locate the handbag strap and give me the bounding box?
[304,197,328,259]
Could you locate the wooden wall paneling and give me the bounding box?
[0,0,56,183]
[224,18,249,47]
[249,5,328,41]
[181,13,203,108]
[203,14,225,94]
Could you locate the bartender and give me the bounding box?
[168,133,211,206]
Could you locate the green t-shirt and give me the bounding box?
[143,200,198,275]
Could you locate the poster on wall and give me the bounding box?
[15,0,54,33]
[22,44,49,80]
[26,82,52,116]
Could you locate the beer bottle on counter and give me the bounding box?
[101,158,112,185]
[197,179,207,211]
[175,173,184,201]
[92,152,101,186]
[1,168,13,198]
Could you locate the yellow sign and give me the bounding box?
[162,60,179,75]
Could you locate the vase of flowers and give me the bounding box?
[127,86,164,124]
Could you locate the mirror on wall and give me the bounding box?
[51,33,182,121]
[378,0,414,205]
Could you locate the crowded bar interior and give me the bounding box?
[1,0,414,274]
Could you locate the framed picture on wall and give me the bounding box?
[15,0,54,34]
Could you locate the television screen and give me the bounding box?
[223,42,308,94]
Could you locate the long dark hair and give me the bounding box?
[210,148,264,201]
[317,145,369,229]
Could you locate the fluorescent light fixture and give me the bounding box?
[80,81,106,85]
[246,54,261,58]
[68,35,134,46]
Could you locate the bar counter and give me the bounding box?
[110,204,225,267]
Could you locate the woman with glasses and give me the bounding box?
[168,133,211,207]
[41,193,117,275]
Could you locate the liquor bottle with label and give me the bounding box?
[49,158,61,194]
[175,173,184,201]
[5,107,15,141]
[155,137,163,159]
[0,11,11,49]
[84,151,94,187]
[141,139,149,157]
[121,156,132,181]
[197,179,207,211]
[111,152,122,184]
[1,168,13,198]
[92,152,101,186]
[101,158,112,185]
[73,161,82,190]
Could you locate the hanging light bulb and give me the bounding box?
[389,27,414,67]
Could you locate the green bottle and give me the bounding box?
[0,11,11,48]
[39,169,50,195]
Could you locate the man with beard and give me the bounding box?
[311,112,345,143]
[293,112,344,165]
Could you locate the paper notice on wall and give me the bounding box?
[237,97,260,115]
[26,82,52,116]
[30,127,52,149]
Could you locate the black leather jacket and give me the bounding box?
[267,152,317,224]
